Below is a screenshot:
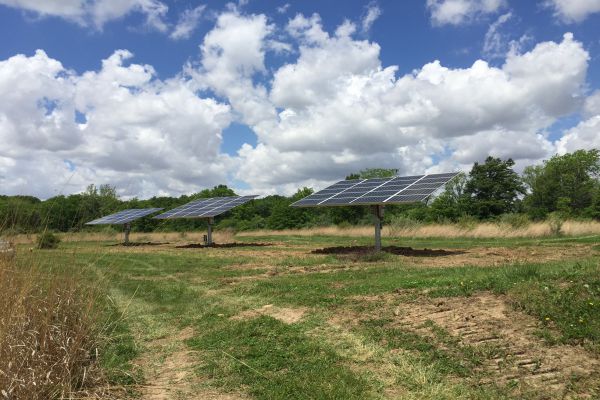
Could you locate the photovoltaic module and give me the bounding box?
[86,208,164,225]
[153,196,257,219]
[291,173,459,207]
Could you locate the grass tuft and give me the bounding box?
[37,231,61,249]
[0,252,136,398]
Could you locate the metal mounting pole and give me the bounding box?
[206,217,214,246]
[124,223,131,245]
[372,205,384,251]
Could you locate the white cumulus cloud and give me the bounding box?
[427,0,506,26]
[545,0,600,23]
[170,5,206,40]
[0,49,232,198]
[361,2,381,33]
[0,0,170,31]
[557,91,600,154]
[187,11,276,126]
[0,8,597,199]
[230,14,588,193]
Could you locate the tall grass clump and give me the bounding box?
[386,215,422,237]
[548,212,564,236]
[496,213,530,229]
[0,254,111,399]
[37,231,61,249]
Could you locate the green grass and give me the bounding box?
[190,316,374,399]
[22,233,600,399]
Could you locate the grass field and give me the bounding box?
[13,229,600,399]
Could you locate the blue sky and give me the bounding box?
[1,0,600,199]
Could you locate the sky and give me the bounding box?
[1,0,600,199]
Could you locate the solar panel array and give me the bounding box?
[291,172,458,207]
[86,208,164,225]
[154,196,257,219]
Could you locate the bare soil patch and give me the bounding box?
[230,304,307,324]
[339,292,600,397]
[312,245,593,268]
[404,245,593,268]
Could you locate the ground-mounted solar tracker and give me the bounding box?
[86,208,164,225]
[291,173,459,207]
[154,196,257,245]
[292,172,459,250]
[86,208,163,243]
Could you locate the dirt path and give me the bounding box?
[135,327,247,400]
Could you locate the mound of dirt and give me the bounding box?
[175,242,270,249]
[312,245,463,257]
[110,242,169,247]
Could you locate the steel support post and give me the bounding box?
[372,205,384,251]
[206,217,214,246]
[124,223,131,245]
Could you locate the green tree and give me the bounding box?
[267,188,314,229]
[524,149,600,218]
[192,184,236,200]
[586,188,600,219]
[347,168,398,180]
[429,172,468,221]
[464,157,525,219]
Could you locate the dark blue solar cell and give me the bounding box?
[154,196,256,219]
[86,208,163,225]
[291,173,458,207]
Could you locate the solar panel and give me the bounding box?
[153,196,257,219]
[86,208,164,225]
[291,172,459,207]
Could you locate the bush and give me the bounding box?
[497,213,530,229]
[547,212,564,236]
[37,231,61,249]
[456,215,478,230]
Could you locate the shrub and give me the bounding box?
[37,231,61,249]
[336,221,352,229]
[497,213,530,229]
[456,215,478,230]
[547,212,564,236]
[389,215,421,229]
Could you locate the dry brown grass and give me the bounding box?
[0,255,108,399]
[239,220,600,239]
[6,220,599,247]
[10,229,237,246]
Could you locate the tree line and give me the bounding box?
[1,149,599,234]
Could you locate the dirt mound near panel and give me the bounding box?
[312,245,464,257]
[175,242,270,249]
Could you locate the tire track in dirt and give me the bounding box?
[392,293,599,396]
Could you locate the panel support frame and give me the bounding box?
[206,217,215,246]
[124,222,131,245]
[372,205,384,251]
